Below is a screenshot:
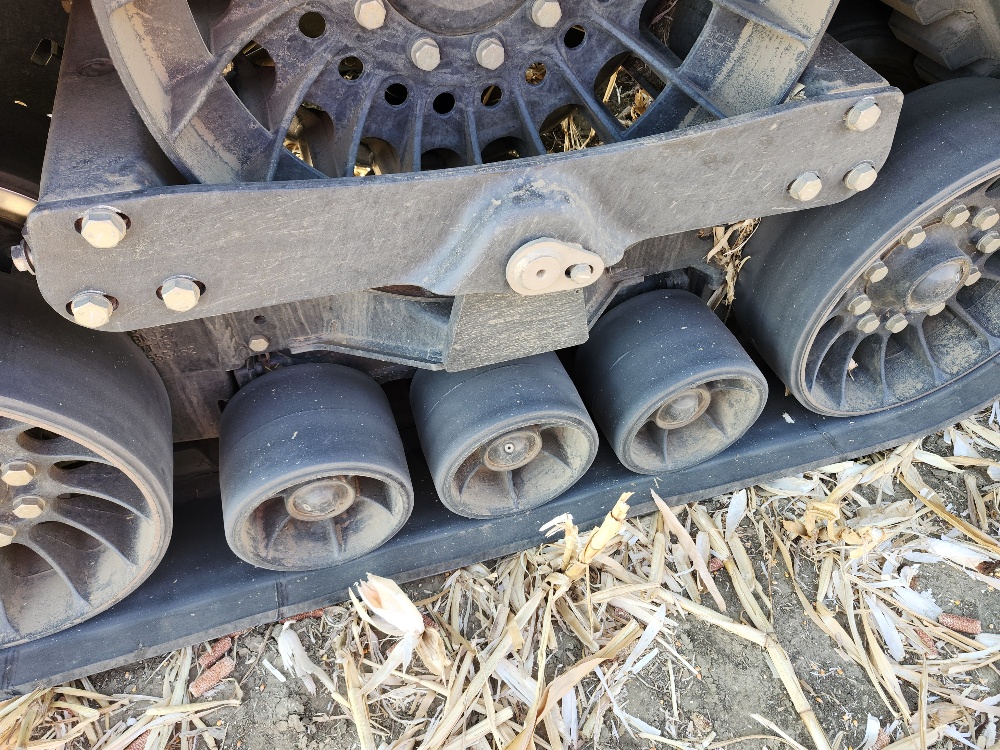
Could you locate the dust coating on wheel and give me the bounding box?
[735,79,1000,417]
[410,352,598,519]
[575,289,767,474]
[219,364,412,571]
[92,0,837,182]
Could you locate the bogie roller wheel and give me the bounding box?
[219,364,412,571]
[410,352,598,519]
[575,290,767,474]
[736,79,1000,417]
[0,275,173,647]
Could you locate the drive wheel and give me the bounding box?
[736,79,1000,416]
[219,364,413,571]
[410,352,598,518]
[575,290,767,474]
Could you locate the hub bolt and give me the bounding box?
[789,172,822,202]
[1,461,36,487]
[160,276,201,312]
[885,313,909,333]
[410,38,440,71]
[972,206,999,231]
[864,260,888,283]
[354,0,386,29]
[0,525,15,547]
[476,38,505,70]
[12,496,46,519]
[926,301,946,315]
[943,204,971,227]
[531,0,562,27]
[568,263,594,283]
[70,292,114,328]
[844,98,881,131]
[977,231,1000,255]
[248,334,270,352]
[843,163,877,192]
[856,314,880,333]
[79,208,127,249]
[965,269,982,286]
[900,226,926,249]
[845,293,872,315]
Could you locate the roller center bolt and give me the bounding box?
[285,476,357,520]
[484,427,542,471]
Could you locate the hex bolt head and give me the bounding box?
[160,276,201,312]
[845,98,881,131]
[789,172,822,201]
[972,206,999,231]
[410,37,440,71]
[843,163,877,192]
[977,230,1000,255]
[248,334,270,352]
[856,313,880,333]
[900,226,926,249]
[12,496,46,519]
[885,313,909,333]
[865,260,889,283]
[70,292,114,328]
[0,525,15,547]
[476,38,505,70]
[354,0,386,29]
[79,208,127,249]
[1,461,36,487]
[845,293,872,315]
[568,263,594,284]
[943,204,971,227]
[10,242,33,274]
[926,301,947,315]
[531,0,562,27]
[965,269,982,286]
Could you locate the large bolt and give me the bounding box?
[856,314,880,334]
[1,461,36,487]
[900,226,926,248]
[476,38,505,70]
[568,263,594,284]
[10,242,34,274]
[845,98,881,131]
[845,293,872,315]
[977,230,1000,255]
[531,0,562,27]
[965,269,982,286]
[972,206,999,231]
[70,292,114,328]
[789,172,822,201]
[248,334,270,352]
[865,260,888,283]
[410,37,440,71]
[885,313,909,333]
[160,276,201,312]
[0,525,15,547]
[943,204,971,227]
[79,208,127,249]
[12,496,46,519]
[926,301,947,315]
[843,163,877,192]
[354,0,386,29]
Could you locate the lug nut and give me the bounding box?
[972,206,999,231]
[160,276,201,312]
[843,163,877,192]
[789,171,822,201]
[354,0,386,29]
[865,260,889,283]
[410,37,440,71]
[79,208,127,249]
[943,204,971,227]
[475,38,505,70]
[568,263,594,283]
[965,269,982,286]
[845,293,872,315]
[885,313,909,333]
[531,0,562,27]
[248,334,270,352]
[856,313,880,334]
[977,230,1000,254]
[0,525,15,547]
[1,461,36,487]
[845,98,881,131]
[12,496,46,519]
[900,226,926,248]
[926,301,947,315]
[70,292,114,328]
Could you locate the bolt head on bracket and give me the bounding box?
[79,207,127,248]
[531,0,562,27]
[160,276,202,312]
[506,238,605,296]
[70,291,114,328]
[354,0,386,29]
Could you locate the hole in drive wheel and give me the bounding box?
[409,353,599,519]
[575,290,767,474]
[219,364,413,571]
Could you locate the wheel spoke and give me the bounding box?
[712,0,813,47]
[210,0,303,60]
[51,498,142,566]
[19,534,95,605]
[49,463,152,520]
[547,58,624,145]
[699,411,730,440]
[946,299,1000,348]
[21,435,108,464]
[511,88,547,157]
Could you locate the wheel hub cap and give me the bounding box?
[483,427,543,471]
[654,387,711,429]
[286,476,358,520]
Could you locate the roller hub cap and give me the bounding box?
[906,259,968,311]
[285,476,358,521]
[483,427,542,471]
[653,387,711,429]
